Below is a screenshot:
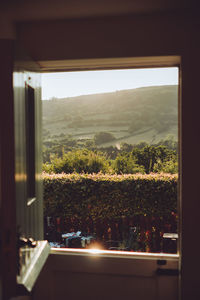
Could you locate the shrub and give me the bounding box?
[112,153,145,174]
[43,172,178,220]
[48,149,110,174]
[153,159,178,174]
[94,132,116,145]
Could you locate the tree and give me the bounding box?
[112,153,145,174]
[94,132,116,145]
[132,145,176,173]
[48,149,110,174]
[153,158,178,174]
[85,140,95,148]
[120,142,134,152]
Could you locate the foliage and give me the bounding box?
[153,158,178,174]
[43,172,178,220]
[154,134,178,151]
[44,149,110,174]
[43,143,178,175]
[131,145,176,174]
[112,153,145,174]
[42,162,55,173]
[94,132,116,145]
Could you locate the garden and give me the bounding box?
[43,172,178,253]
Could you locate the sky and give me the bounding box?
[42,67,178,100]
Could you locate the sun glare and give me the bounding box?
[88,248,102,255]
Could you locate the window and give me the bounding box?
[41,59,179,255]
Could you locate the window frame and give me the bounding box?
[41,55,181,260]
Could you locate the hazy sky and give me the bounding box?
[42,67,178,100]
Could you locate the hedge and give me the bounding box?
[43,172,178,252]
[43,172,178,220]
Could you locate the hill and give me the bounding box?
[42,85,178,147]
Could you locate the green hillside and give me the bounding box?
[42,85,178,147]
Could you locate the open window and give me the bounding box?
[12,55,180,300]
[41,57,180,256]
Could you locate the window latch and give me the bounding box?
[17,234,37,275]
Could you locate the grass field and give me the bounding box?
[43,85,178,147]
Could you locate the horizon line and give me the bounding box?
[42,84,178,101]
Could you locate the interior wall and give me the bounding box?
[33,253,179,300]
[17,13,188,62]
[181,47,200,299]
[0,39,16,300]
[0,8,199,299]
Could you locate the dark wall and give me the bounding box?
[17,12,200,299]
[0,8,200,299]
[0,39,16,300]
[18,13,189,61]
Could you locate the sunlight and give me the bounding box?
[88,248,102,255]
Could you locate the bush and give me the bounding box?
[43,172,178,220]
[132,145,176,174]
[112,153,145,174]
[47,149,110,174]
[153,159,178,174]
[94,132,116,145]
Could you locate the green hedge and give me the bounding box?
[43,172,178,221]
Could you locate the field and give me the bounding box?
[43,85,178,148]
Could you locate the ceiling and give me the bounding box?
[1,0,198,71]
[0,0,196,21]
